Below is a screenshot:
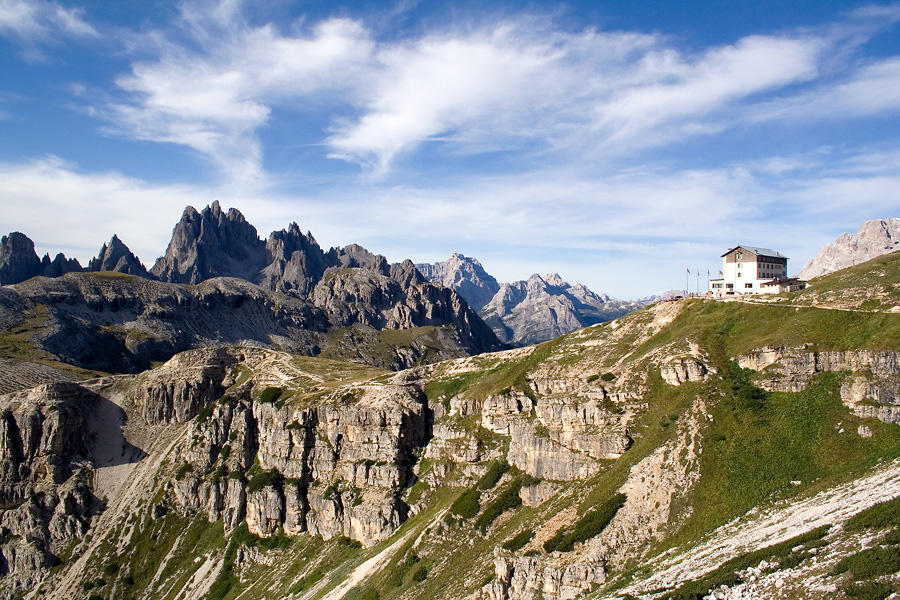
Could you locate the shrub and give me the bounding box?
[502,529,534,552]
[195,402,216,421]
[846,497,900,530]
[844,581,896,600]
[411,565,427,582]
[477,460,510,490]
[219,445,231,461]
[246,469,283,495]
[337,536,362,548]
[545,493,626,553]
[258,387,283,404]
[103,563,118,576]
[543,529,566,553]
[586,374,599,383]
[344,584,379,600]
[832,546,900,580]
[450,488,481,519]
[475,481,523,532]
[174,463,194,481]
[601,373,615,381]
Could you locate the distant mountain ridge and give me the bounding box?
[417,254,646,345]
[799,218,900,280]
[0,203,504,371]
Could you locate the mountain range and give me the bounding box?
[0,202,503,374]
[417,254,646,346]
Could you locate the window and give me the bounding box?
[737,272,742,277]
[737,252,743,259]
[738,263,743,268]
[745,283,753,288]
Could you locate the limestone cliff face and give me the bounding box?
[0,233,82,285]
[152,349,429,547]
[798,218,900,280]
[738,346,900,424]
[0,383,102,597]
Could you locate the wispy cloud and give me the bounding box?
[0,0,96,43]
[88,0,900,185]
[104,4,373,186]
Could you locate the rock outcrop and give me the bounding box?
[798,218,900,280]
[0,382,105,597]
[160,349,429,547]
[738,346,900,424]
[487,553,606,600]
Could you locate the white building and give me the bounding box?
[709,246,806,297]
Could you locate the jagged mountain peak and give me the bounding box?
[150,202,266,284]
[799,217,900,280]
[0,231,82,284]
[418,254,644,346]
[416,253,501,312]
[88,234,152,278]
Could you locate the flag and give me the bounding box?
[686,268,690,274]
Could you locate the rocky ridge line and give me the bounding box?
[417,255,646,345]
[798,218,900,280]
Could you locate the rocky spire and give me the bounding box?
[0,232,42,285]
[88,235,152,278]
[149,202,268,284]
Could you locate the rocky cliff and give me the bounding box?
[798,217,900,280]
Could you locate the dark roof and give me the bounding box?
[721,245,788,259]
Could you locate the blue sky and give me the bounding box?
[1,0,899,298]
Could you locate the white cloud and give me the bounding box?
[98,3,842,180]
[0,0,96,41]
[592,35,822,147]
[106,9,373,186]
[752,56,900,123]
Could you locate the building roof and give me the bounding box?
[721,245,788,259]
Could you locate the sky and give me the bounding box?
[1,0,899,298]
